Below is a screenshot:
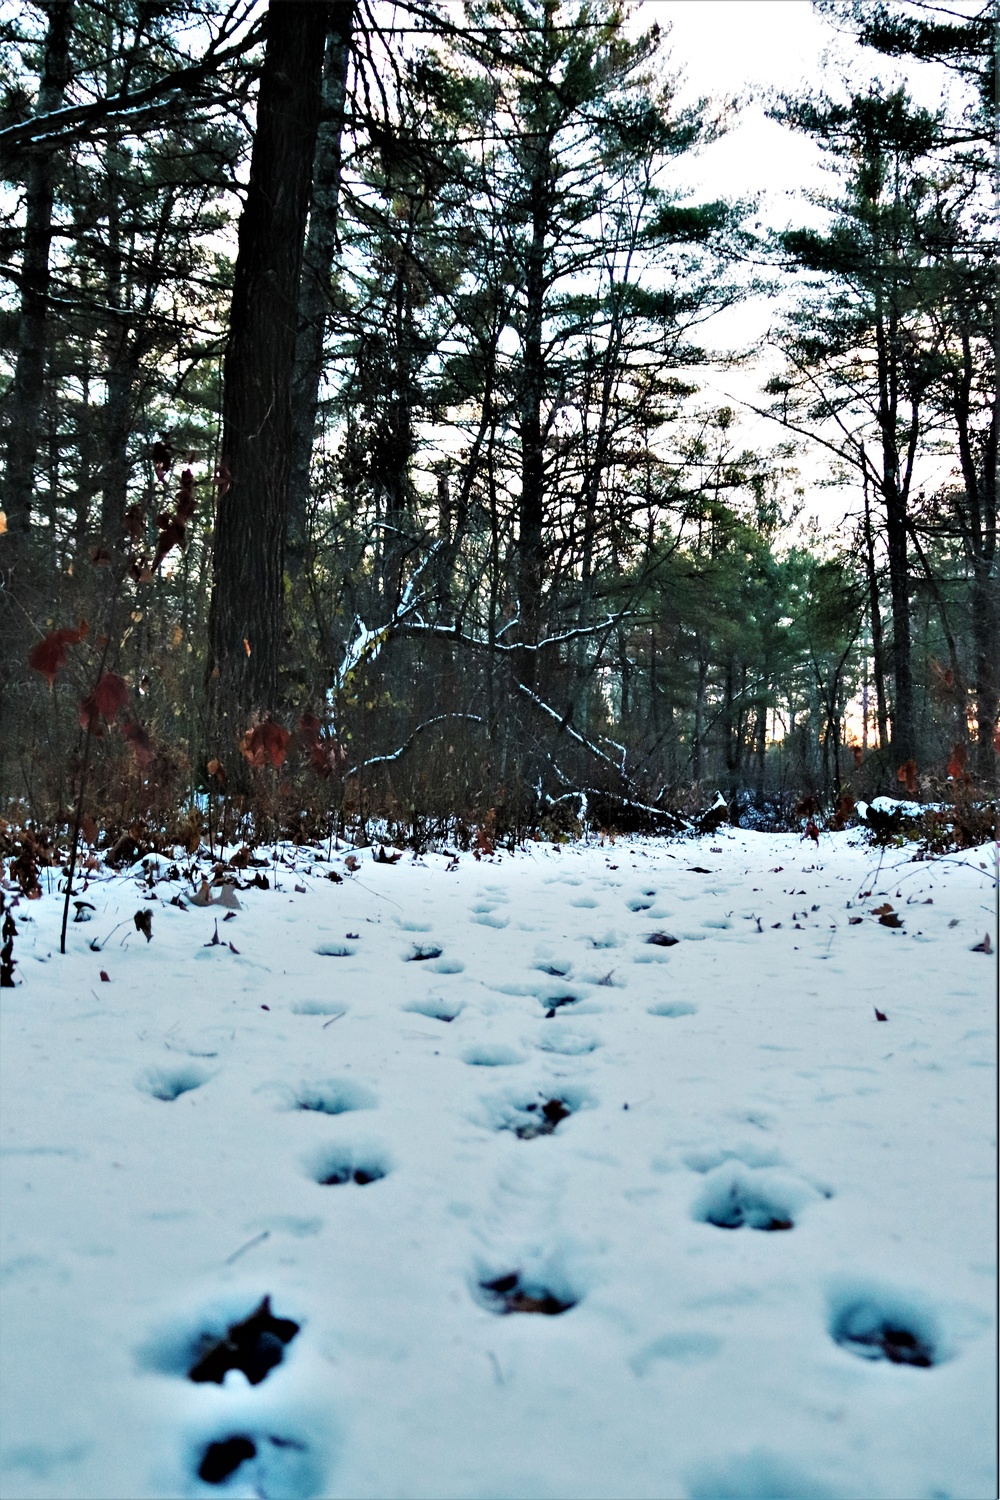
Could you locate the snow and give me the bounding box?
[1,829,996,1500]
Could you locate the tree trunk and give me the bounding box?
[99,334,138,546]
[516,134,550,692]
[287,2,354,571]
[1,0,73,558]
[208,0,328,722]
[862,465,889,750]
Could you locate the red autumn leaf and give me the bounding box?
[240,720,290,769]
[91,672,129,717]
[896,759,918,795]
[299,712,322,746]
[802,818,820,844]
[947,742,967,779]
[124,503,145,540]
[874,1007,888,1021]
[79,672,129,732]
[152,436,173,481]
[28,620,89,685]
[175,469,196,522]
[153,517,186,568]
[100,970,110,982]
[123,721,154,767]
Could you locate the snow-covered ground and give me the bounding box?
[0,828,996,1500]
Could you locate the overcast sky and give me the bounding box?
[632,1,973,528]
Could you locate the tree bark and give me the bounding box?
[1,0,73,557]
[861,463,890,750]
[287,2,354,570]
[208,0,328,722]
[516,135,549,692]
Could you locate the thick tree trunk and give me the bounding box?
[1,1,73,556]
[208,1,328,721]
[99,335,137,545]
[287,3,354,570]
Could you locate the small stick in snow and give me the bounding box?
[223,1229,270,1266]
[486,1350,505,1385]
[322,1011,346,1028]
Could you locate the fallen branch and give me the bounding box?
[345,713,484,779]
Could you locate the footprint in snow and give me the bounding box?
[461,1042,527,1067]
[136,1063,211,1101]
[828,1279,943,1367]
[478,1084,593,1138]
[290,1079,376,1115]
[140,1293,300,1387]
[648,1001,697,1018]
[535,1030,599,1055]
[404,996,464,1022]
[691,1162,821,1232]
[473,1270,577,1316]
[428,956,464,974]
[314,942,356,958]
[305,1142,390,1187]
[403,942,443,961]
[191,1429,323,1496]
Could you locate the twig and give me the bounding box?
[223,1228,270,1266]
[322,1011,346,1028]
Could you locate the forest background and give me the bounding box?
[0,0,996,864]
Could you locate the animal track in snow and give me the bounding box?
[586,929,623,948]
[691,1162,819,1231]
[306,1142,389,1187]
[461,1042,527,1067]
[193,1430,322,1495]
[314,942,356,958]
[403,942,443,961]
[474,1270,577,1316]
[404,996,464,1022]
[535,1030,599,1055]
[829,1282,942,1367]
[187,1296,300,1386]
[478,1085,592,1138]
[136,1063,211,1101]
[471,910,509,929]
[292,1079,376,1115]
[140,1294,299,1387]
[648,1001,697,1018]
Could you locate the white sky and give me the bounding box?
[631,1,974,532]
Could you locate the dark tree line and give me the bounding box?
[1,0,995,843]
